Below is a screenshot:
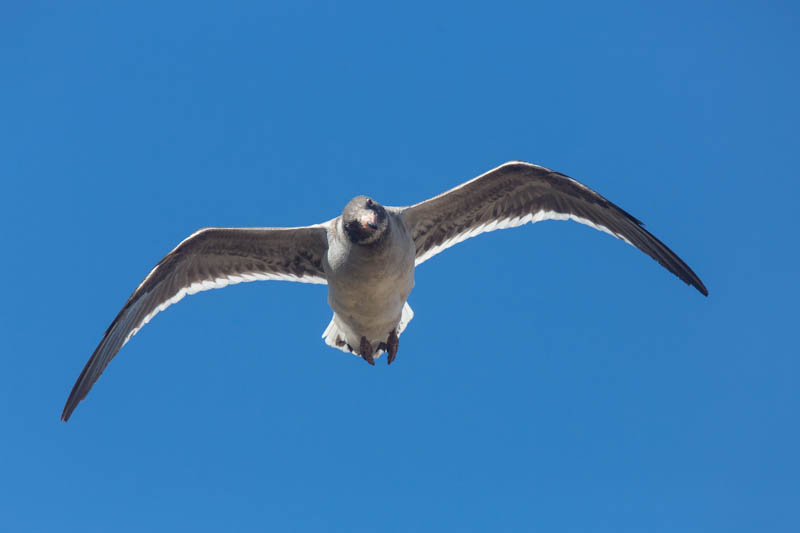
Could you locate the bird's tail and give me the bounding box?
[322,302,415,355]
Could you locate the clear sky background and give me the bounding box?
[2,2,798,531]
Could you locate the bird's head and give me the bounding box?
[342,195,389,245]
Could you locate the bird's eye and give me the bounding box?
[366,199,374,208]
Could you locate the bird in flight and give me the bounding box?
[61,161,707,421]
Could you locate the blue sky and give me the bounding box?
[2,1,798,531]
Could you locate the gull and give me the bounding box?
[61,161,707,421]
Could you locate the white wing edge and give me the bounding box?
[414,209,633,266]
[119,271,327,349]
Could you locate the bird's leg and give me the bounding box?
[359,336,375,366]
[386,329,399,365]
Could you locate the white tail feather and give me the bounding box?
[322,302,415,358]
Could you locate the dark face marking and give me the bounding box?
[342,195,388,245]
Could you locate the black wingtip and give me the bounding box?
[696,282,709,297]
[61,397,77,422]
[681,265,708,297]
[61,369,90,422]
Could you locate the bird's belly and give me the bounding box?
[325,235,415,343]
[328,264,413,339]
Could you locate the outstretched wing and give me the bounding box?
[400,161,707,295]
[62,225,329,421]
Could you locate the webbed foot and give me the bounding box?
[386,329,399,365]
[359,336,375,365]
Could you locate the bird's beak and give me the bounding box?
[361,213,378,230]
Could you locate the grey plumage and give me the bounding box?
[61,227,328,420]
[61,161,707,421]
[401,161,707,292]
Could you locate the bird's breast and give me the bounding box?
[324,217,416,333]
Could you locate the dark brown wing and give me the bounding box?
[61,225,329,421]
[399,161,707,295]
